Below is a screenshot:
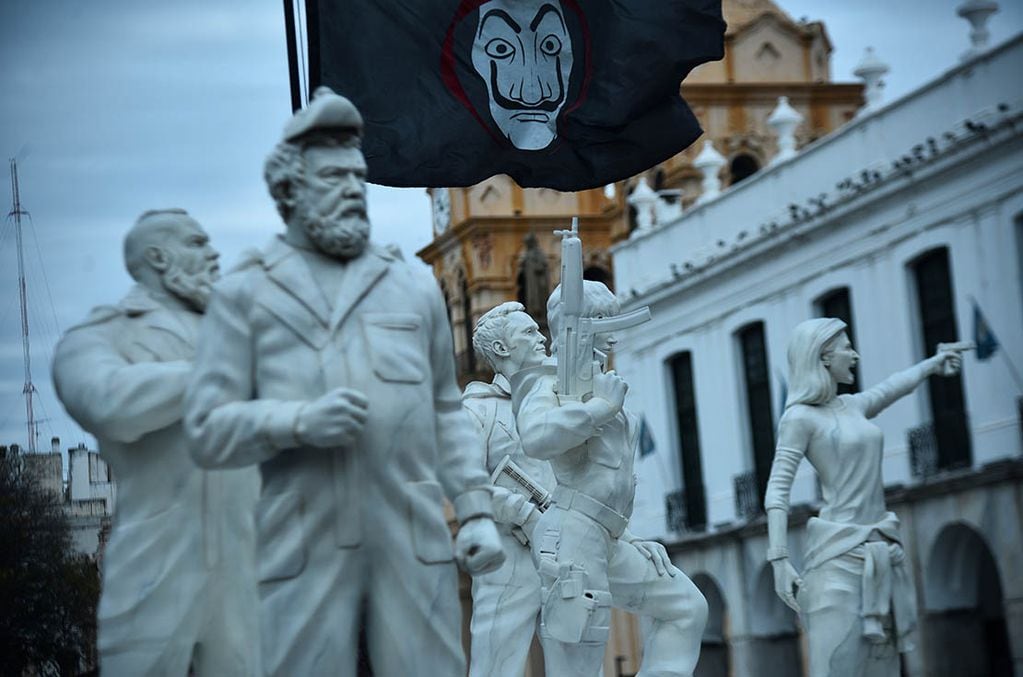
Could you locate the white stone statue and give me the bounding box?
[462,301,556,676]
[52,209,260,676]
[765,317,968,676]
[183,87,504,676]
[513,280,708,677]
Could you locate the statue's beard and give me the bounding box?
[162,262,218,313]
[299,210,371,261]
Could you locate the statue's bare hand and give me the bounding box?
[591,369,628,413]
[491,488,533,527]
[295,388,368,448]
[631,539,677,577]
[771,558,803,613]
[455,517,506,575]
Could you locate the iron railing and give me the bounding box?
[665,489,688,533]
[733,470,760,520]
[908,421,939,478]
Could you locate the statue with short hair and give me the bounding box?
[184,87,505,676]
[765,318,970,676]
[513,280,709,677]
[463,301,555,676]
[53,209,260,675]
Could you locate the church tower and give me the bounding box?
[417,0,864,387]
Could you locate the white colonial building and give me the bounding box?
[612,31,1023,677]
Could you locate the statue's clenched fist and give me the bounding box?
[586,369,628,424]
[295,387,369,448]
[455,517,506,575]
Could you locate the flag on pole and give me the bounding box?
[973,299,999,360]
[304,0,725,190]
[639,416,656,458]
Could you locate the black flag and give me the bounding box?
[306,0,724,191]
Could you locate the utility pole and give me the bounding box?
[9,159,37,453]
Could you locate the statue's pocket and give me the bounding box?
[407,480,454,564]
[256,492,307,582]
[362,313,427,384]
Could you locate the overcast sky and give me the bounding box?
[1,1,1020,452]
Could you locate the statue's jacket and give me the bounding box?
[185,236,489,583]
[52,285,260,651]
[463,374,555,585]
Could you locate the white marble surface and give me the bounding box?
[52,210,260,675]
[513,280,708,677]
[183,88,504,676]
[463,302,555,677]
[765,318,966,676]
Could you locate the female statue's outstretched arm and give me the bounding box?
[847,351,963,419]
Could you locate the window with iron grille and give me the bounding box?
[668,352,707,530]
[815,287,860,395]
[737,322,775,507]
[733,470,760,520]
[911,248,971,471]
[665,489,688,533]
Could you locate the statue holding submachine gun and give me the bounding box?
[512,219,709,677]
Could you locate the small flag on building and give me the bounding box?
[304,0,725,190]
[973,300,999,360]
[639,417,656,458]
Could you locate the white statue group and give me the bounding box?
[52,89,969,677]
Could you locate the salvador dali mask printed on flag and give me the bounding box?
[308,0,724,191]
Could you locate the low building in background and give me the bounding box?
[612,31,1022,677]
[7,437,114,560]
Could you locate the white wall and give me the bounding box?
[614,36,1023,541]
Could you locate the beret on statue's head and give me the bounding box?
[283,86,364,142]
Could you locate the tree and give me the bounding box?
[0,450,100,676]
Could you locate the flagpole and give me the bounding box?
[283,0,302,112]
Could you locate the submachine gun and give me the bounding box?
[554,217,651,401]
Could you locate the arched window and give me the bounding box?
[439,279,455,358]
[924,524,1013,676]
[729,154,760,186]
[692,574,730,677]
[517,232,549,324]
[583,266,613,292]
[461,277,476,375]
[653,168,666,191]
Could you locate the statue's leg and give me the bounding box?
[366,552,465,676]
[469,543,544,677]
[97,574,204,676]
[99,637,195,677]
[533,508,613,677]
[192,565,262,677]
[258,547,362,676]
[607,540,708,677]
[800,550,899,677]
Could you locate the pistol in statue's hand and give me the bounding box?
[935,340,975,376]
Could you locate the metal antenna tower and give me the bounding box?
[8,159,38,453]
